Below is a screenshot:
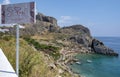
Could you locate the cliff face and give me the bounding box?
[92,39,118,56]
[6,13,118,56]
[59,25,118,56]
[36,13,58,26]
[7,13,60,36]
[61,25,92,47]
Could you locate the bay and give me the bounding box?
[69,37,120,77]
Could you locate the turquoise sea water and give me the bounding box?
[69,37,120,77]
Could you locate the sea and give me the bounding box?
[69,37,120,77]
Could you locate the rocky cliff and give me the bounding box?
[7,13,59,36]
[5,13,119,56]
[36,13,58,26]
[59,25,118,56]
[92,39,118,56]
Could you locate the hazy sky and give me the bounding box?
[0,0,120,36]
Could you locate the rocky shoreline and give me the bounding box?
[57,47,118,77]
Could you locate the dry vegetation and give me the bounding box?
[0,34,76,77]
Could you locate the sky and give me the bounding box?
[0,0,120,37]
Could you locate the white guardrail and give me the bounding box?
[0,48,18,77]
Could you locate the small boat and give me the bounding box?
[87,59,92,63]
[76,62,81,64]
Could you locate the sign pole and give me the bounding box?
[16,24,19,77]
[1,2,35,76]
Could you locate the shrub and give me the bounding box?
[19,52,40,77]
[0,34,13,41]
[23,37,61,60]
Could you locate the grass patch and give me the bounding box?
[0,37,59,77]
[0,33,13,41]
[23,37,61,60]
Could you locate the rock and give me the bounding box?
[69,35,90,47]
[61,25,118,56]
[58,69,64,74]
[36,13,58,26]
[48,63,56,70]
[91,39,119,56]
[7,13,60,36]
[49,24,58,32]
[62,24,91,36]
[61,25,92,47]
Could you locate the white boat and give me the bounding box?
[87,59,92,63]
[76,62,81,64]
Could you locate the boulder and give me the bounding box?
[36,13,58,26]
[91,39,118,56]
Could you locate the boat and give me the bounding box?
[76,61,81,64]
[87,59,92,63]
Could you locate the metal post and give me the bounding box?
[16,25,19,77]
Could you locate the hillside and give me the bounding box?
[2,13,118,56]
[0,12,118,77]
[0,34,79,77]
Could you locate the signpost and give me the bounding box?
[1,2,35,77]
[16,24,19,77]
[1,2,35,24]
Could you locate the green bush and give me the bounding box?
[0,32,4,37]
[0,34,13,41]
[19,52,40,77]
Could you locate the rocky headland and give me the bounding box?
[4,13,118,56]
[0,13,119,77]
